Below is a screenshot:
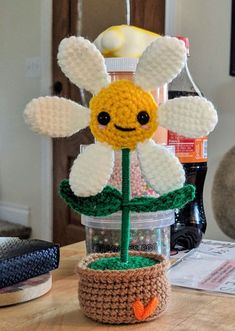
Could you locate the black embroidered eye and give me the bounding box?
[97,111,111,125]
[137,111,150,125]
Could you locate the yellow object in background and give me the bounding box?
[94,25,160,58]
[94,25,166,145]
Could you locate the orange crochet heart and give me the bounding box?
[132,296,159,321]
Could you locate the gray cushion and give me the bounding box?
[212,146,235,239]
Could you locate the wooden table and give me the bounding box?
[0,242,235,331]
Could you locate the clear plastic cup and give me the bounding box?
[82,210,175,257]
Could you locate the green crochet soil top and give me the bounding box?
[88,255,159,270]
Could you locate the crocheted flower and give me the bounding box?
[24,36,218,198]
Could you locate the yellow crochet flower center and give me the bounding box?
[89,80,158,150]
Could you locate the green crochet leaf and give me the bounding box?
[59,179,122,217]
[129,184,195,213]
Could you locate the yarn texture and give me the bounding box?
[24,35,218,199]
[59,179,195,216]
[89,80,157,150]
[24,96,90,137]
[132,297,159,321]
[120,149,131,263]
[129,184,195,212]
[135,36,186,90]
[69,142,114,197]
[137,139,185,194]
[59,180,122,217]
[58,36,110,95]
[158,96,218,138]
[77,251,170,324]
[23,33,218,324]
[88,255,158,270]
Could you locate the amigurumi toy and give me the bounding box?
[24,35,218,324]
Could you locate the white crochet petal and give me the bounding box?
[158,96,218,138]
[69,143,114,197]
[137,140,185,195]
[24,96,90,137]
[135,36,186,91]
[58,36,110,95]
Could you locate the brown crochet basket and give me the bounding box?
[77,251,170,324]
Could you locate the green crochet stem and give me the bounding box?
[59,151,196,266]
[120,148,131,263]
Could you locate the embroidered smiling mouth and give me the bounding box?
[114,124,136,132]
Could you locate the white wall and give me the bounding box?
[166,0,235,241]
[0,0,52,239]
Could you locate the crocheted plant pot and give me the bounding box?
[77,251,170,324]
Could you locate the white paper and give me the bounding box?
[169,239,235,295]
